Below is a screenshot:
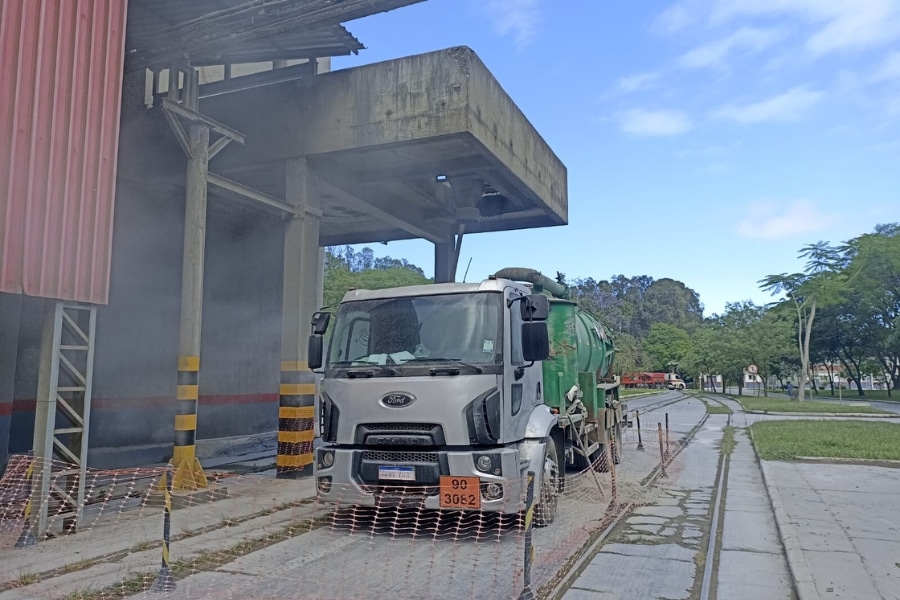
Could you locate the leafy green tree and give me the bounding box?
[841,224,900,394]
[643,278,704,335]
[682,325,723,392]
[644,323,692,372]
[323,247,430,307]
[760,242,847,402]
[610,333,646,375]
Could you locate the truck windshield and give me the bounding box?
[325,292,502,371]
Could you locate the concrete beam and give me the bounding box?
[320,229,418,247]
[207,172,295,217]
[318,176,448,245]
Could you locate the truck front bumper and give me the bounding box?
[313,446,526,514]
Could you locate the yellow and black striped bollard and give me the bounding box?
[150,465,176,593]
[15,453,37,548]
[172,355,207,489]
[276,361,317,478]
[518,471,536,600]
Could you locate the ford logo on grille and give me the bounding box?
[380,392,416,408]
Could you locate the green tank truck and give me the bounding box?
[308,267,626,526]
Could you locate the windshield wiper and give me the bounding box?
[330,361,396,377]
[406,357,484,374]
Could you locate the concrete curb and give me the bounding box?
[794,456,900,468]
[748,429,819,600]
[744,410,897,418]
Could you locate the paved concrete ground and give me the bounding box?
[717,429,794,600]
[718,394,900,600]
[0,476,317,599]
[762,461,900,600]
[0,392,700,600]
[562,409,796,600]
[562,414,729,600]
[5,391,896,600]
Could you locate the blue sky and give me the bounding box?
[333,0,900,316]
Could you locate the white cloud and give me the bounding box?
[712,0,900,55]
[679,27,785,69]
[620,109,692,136]
[484,0,540,49]
[713,87,822,123]
[617,72,662,93]
[737,199,837,239]
[656,0,900,55]
[653,1,704,34]
[870,51,900,83]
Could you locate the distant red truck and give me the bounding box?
[621,372,686,390]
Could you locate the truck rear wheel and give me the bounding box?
[533,437,560,527]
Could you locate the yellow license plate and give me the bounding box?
[439,476,481,509]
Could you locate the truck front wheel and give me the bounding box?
[534,437,560,527]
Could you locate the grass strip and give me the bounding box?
[733,397,890,415]
[750,420,900,461]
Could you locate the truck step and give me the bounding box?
[573,441,600,457]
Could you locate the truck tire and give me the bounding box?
[534,437,560,527]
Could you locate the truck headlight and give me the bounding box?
[484,482,503,501]
[322,450,334,468]
[476,455,493,472]
[317,476,332,494]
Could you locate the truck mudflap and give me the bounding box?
[314,446,527,514]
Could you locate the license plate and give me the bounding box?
[378,466,415,481]
[439,476,481,509]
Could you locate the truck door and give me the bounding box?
[505,288,541,441]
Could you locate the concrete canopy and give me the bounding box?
[202,46,568,247]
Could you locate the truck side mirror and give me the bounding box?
[522,321,550,362]
[308,334,324,370]
[311,311,331,336]
[520,294,549,321]
[308,311,331,370]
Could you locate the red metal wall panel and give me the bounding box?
[0,0,127,304]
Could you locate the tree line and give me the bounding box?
[322,223,899,399]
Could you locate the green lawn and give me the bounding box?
[733,397,891,415]
[620,388,666,398]
[807,390,898,403]
[751,420,900,461]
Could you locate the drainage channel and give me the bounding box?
[699,413,732,600]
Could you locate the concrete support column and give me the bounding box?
[434,228,463,284]
[434,240,454,284]
[0,293,22,474]
[171,123,210,490]
[278,158,321,478]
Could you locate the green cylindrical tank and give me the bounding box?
[542,299,616,409]
[493,268,616,410]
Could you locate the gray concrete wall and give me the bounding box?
[9,175,289,469]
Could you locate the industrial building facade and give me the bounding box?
[1,0,567,533]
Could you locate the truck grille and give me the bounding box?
[361,450,439,463]
[356,423,446,447]
[361,423,436,432]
